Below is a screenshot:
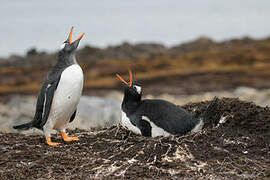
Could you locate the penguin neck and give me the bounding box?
[57,51,78,68]
[122,90,142,116]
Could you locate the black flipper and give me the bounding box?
[13,76,61,130]
[31,84,47,129]
[39,80,60,128]
[13,84,48,130]
[69,109,76,123]
[138,119,152,137]
[128,114,152,137]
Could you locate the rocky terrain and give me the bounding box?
[0,98,269,179]
[1,36,270,95]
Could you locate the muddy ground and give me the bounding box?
[0,98,269,179]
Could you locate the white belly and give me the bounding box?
[48,64,84,130]
[121,111,141,135]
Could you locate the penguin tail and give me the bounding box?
[199,96,220,125]
[13,122,33,130]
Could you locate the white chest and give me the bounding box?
[49,64,83,123]
[55,64,83,101]
[120,111,141,135]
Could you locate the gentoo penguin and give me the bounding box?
[116,70,219,137]
[13,27,84,146]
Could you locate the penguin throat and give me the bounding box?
[58,51,77,66]
[122,101,140,116]
[122,90,141,115]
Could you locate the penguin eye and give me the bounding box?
[60,43,66,50]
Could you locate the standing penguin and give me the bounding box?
[13,27,84,146]
[116,70,219,137]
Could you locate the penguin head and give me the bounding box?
[60,27,84,54]
[116,70,142,101]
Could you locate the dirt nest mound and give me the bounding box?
[0,98,269,179]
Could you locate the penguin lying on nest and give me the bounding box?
[116,70,219,137]
[13,27,84,146]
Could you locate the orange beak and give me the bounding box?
[68,26,85,44]
[116,70,133,87]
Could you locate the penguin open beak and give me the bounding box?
[116,70,133,87]
[68,26,85,44]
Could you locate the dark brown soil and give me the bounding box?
[0,98,269,179]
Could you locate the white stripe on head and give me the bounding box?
[134,85,141,94]
[60,43,66,50]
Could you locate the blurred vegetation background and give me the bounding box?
[1,37,270,96]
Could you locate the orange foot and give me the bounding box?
[46,137,61,146]
[61,132,79,142]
